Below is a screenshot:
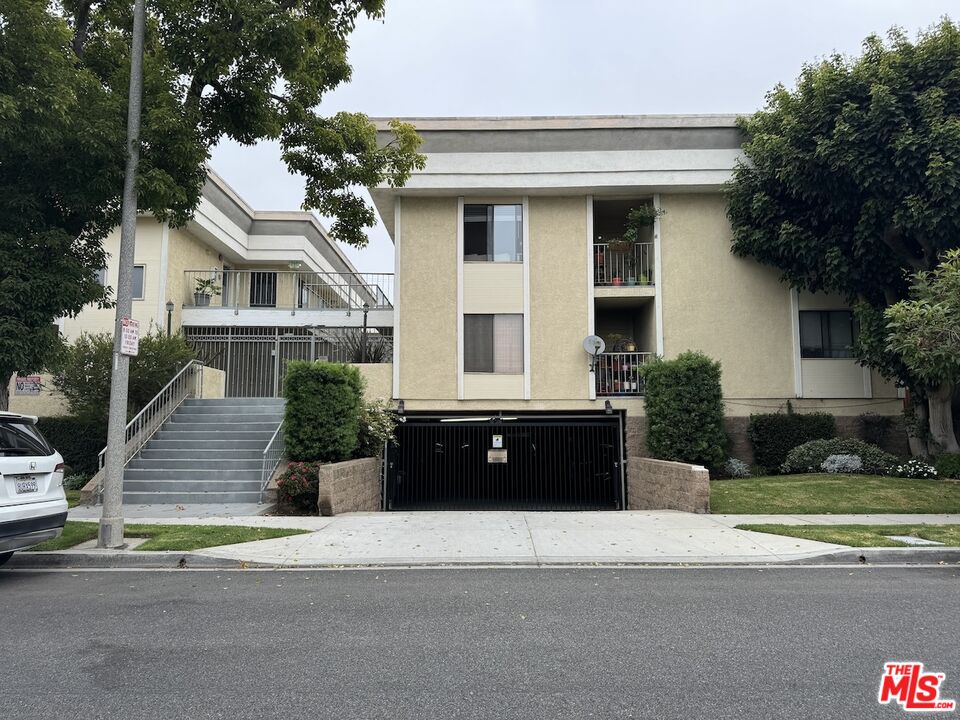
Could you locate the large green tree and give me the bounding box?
[726,19,960,453]
[0,0,423,409]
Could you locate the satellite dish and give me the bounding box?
[582,335,606,356]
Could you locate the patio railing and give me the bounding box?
[184,269,394,311]
[595,352,653,396]
[593,242,654,286]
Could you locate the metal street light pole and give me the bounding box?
[361,303,369,364]
[99,0,148,548]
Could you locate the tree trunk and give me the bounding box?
[0,373,9,412]
[907,397,930,458]
[928,383,960,454]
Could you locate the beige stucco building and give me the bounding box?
[364,115,903,508]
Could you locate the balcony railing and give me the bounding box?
[184,270,394,311]
[594,242,654,286]
[595,352,653,396]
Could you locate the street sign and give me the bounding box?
[14,375,41,395]
[120,317,140,356]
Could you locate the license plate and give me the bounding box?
[13,476,38,494]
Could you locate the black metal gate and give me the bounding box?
[385,413,625,511]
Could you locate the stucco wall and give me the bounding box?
[397,196,459,400]
[463,263,524,313]
[60,219,165,340]
[354,363,393,400]
[529,196,589,400]
[659,193,795,400]
[7,374,69,417]
[167,226,220,329]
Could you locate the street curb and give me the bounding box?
[7,547,960,570]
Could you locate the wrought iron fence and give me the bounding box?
[594,352,653,396]
[96,360,203,472]
[260,421,284,503]
[593,242,654,286]
[184,269,394,310]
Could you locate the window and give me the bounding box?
[799,310,858,358]
[464,314,523,373]
[464,204,522,262]
[132,265,145,300]
[95,267,107,286]
[250,271,277,307]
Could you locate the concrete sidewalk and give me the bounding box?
[54,509,960,567]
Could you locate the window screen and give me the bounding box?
[799,310,857,358]
[463,204,522,262]
[464,314,523,373]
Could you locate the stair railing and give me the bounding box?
[88,360,204,501]
[260,421,285,503]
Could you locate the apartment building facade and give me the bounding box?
[368,115,903,510]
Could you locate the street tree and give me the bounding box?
[0,0,424,408]
[726,19,960,452]
[886,249,960,453]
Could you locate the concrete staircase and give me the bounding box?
[122,398,284,505]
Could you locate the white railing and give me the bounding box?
[96,360,204,473]
[594,242,654,286]
[260,421,285,503]
[595,352,653,396]
[184,269,394,311]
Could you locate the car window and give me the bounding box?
[0,419,52,456]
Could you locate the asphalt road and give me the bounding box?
[2,566,958,719]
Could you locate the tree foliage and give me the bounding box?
[0,0,424,401]
[51,329,196,423]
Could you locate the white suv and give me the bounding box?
[0,412,68,566]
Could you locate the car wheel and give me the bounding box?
[0,552,13,567]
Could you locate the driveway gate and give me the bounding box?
[385,413,625,511]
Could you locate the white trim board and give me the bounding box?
[457,197,465,401]
[586,195,596,401]
[653,194,665,357]
[392,198,401,399]
[522,196,531,400]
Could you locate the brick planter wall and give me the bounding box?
[317,457,382,516]
[627,457,710,513]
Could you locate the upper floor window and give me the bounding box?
[464,204,522,262]
[95,267,108,286]
[799,310,857,358]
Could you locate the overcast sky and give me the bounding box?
[209,0,954,273]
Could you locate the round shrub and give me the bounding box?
[934,454,960,479]
[641,351,727,468]
[724,457,751,479]
[820,454,863,474]
[891,459,937,480]
[782,438,898,475]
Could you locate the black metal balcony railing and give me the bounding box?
[184,270,394,311]
[595,352,653,396]
[593,242,654,286]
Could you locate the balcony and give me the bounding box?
[182,269,394,328]
[595,351,653,397]
[593,242,655,306]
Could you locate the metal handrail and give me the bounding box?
[594,242,654,286]
[595,352,653,397]
[96,359,204,472]
[260,421,285,503]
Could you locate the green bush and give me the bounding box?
[748,411,836,471]
[51,330,196,423]
[276,462,322,515]
[782,438,898,476]
[641,351,727,468]
[283,361,363,462]
[36,416,107,474]
[935,454,960,479]
[355,399,397,459]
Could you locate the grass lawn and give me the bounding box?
[736,523,960,548]
[711,474,960,514]
[30,521,309,552]
[65,489,81,508]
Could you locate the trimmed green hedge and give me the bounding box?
[36,416,106,475]
[781,438,898,476]
[642,351,727,468]
[283,361,363,463]
[935,454,960,480]
[748,412,836,471]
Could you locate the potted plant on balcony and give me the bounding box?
[194,276,221,307]
[624,205,666,236]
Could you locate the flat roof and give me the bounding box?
[371,114,743,132]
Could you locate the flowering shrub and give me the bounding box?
[820,454,863,474]
[355,399,397,459]
[781,438,897,475]
[890,459,938,480]
[276,461,323,514]
[724,457,751,479]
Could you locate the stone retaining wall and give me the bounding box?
[317,457,382,516]
[627,457,710,513]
